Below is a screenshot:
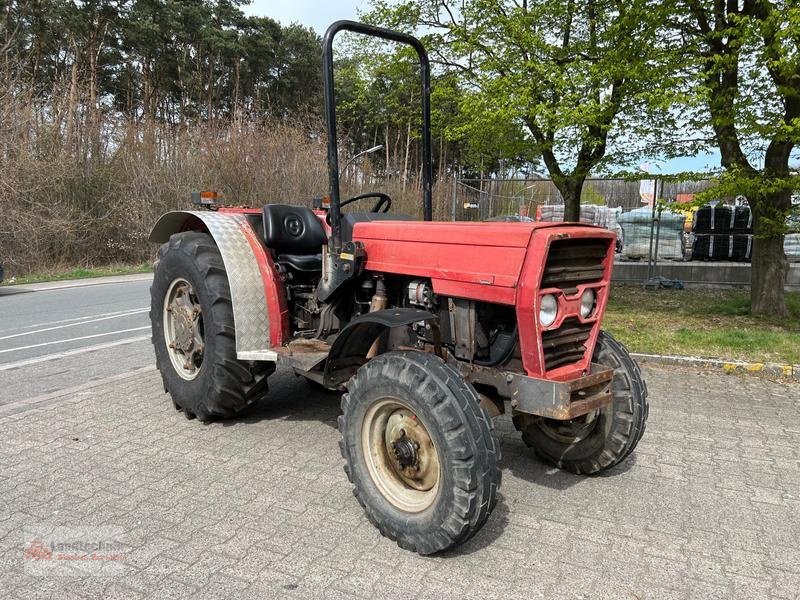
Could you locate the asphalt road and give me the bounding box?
[0,275,154,405]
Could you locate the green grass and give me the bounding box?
[2,262,152,286]
[604,286,800,364]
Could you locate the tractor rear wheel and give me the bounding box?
[338,351,501,555]
[513,331,648,474]
[150,231,274,421]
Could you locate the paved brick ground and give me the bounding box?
[0,364,798,599]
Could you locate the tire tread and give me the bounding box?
[338,351,501,554]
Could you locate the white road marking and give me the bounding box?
[0,308,149,341]
[0,327,151,355]
[0,307,149,335]
[0,335,150,371]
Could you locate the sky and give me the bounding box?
[243,0,365,33]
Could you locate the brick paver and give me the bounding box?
[0,364,798,599]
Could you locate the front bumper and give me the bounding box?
[447,358,614,420]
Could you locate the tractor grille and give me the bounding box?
[541,318,594,371]
[540,237,610,371]
[541,238,609,295]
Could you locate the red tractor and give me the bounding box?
[149,21,648,555]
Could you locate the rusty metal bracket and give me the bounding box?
[445,356,614,420]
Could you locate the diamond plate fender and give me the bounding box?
[150,210,289,361]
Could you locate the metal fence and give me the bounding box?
[450,177,715,222]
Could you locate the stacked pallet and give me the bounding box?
[539,204,593,224]
[786,214,800,262]
[784,234,800,261]
[538,204,622,228]
[617,207,686,260]
[691,205,753,262]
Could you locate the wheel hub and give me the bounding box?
[362,399,441,512]
[391,432,419,470]
[171,305,196,353]
[163,279,204,380]
[382,406,439,493]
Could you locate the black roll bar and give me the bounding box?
[323,20,434,252]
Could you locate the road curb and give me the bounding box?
[631,352,799,380]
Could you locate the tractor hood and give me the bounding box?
[353,220,613,306]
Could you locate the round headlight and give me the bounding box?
[539,294,558,327]
[580,289,596,318]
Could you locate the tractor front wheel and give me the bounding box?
[150,231,274,421]
[338,351,501,555]
[513,331,648,474]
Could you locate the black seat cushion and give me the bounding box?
[263,204,327,254]
[341,212,413,241]
[277,254,322,272]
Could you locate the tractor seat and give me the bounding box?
[263,204,326,271]
[341,212,413,241]
[276,254,322,272]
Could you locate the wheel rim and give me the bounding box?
[361,398,440,513]
[163,278,204,381]
[537,409,601,444]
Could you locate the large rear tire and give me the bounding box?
[338,351,501,555]
[513,331,648,474]
[150,231,274,421]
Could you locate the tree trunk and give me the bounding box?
[64,53,78,155]
[206,54,216,120]
[402,119,411,192]
[750,192,790,316]
[233,59,240,118]
[751,233,788,316]
[553,175,584,222]
[88,43,100,162]
[384,124,390,177]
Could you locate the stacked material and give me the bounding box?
[539,204,591,224]
[617,207,686,260]
[538,204,622,228]
[786,235,800,261]
[692,235,752,261]
[694,205,753,232]
[691,204,753,261]
[786,214,800,261]
[674,206,698,233]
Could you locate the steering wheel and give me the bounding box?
[339,192,392,213]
